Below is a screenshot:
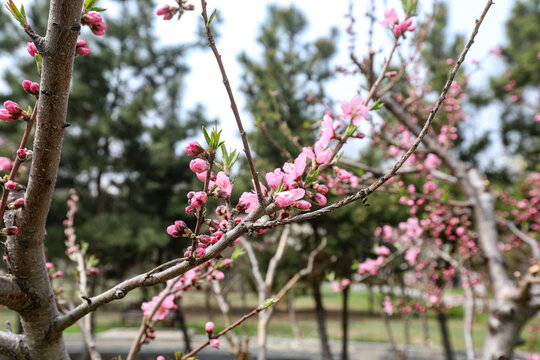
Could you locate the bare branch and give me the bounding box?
[0,330,25,360]
[498,218,540,260]
[265,224,291,289]
[239,238,265,292]
[200,0,263,202]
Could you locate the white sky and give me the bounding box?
[2,0,515,160]
[153,0,514,154]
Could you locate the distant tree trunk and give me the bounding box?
[341,286,349,360]
[175,299,191,352]
[312,282,333,360]
[420,311,430,347]
[437,312,454,360]
[288,291,302,342]
[257,311,271,360]
[367,284,375,315]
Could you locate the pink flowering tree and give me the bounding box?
[1,0,535,359]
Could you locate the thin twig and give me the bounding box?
[200,0,263,202]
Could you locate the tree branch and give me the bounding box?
[498,218,540,260]
[0,275,29,311]
[200,0,263,202]
[0,330,25,360]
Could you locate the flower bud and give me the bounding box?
[27,42,38,57]
[75,40,90,56]
[205,321,215,334]
[7,198,24,210]
[189,158,209,173]
[5,180,16,190]
[1,226,19,236]
[185,142,206,157]
[22,80,40,97]
[210,339,220,349]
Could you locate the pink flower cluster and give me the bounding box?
[380,8,416,37]
[141,294,177,322]
[82,11,106,36]
[166,220,191,238]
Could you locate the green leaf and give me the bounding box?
[231,247,245,260]
[202,126,211,146]
[369,100,385,111]
[207,9,217,27]
[304,168,319,186]
[345,123,357,137]
[84,0,98,11]
[92,7,107,12]
[262,297,277,310]
[19,3,25,19]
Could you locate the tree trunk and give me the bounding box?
[0,1,85,358]
[341,286,349,360]
[437,312,454,360]
[257,311,270,360]
[175,299,191,352]
[312,282,333,360]
[288,291,302,342]
[420,311,430,347]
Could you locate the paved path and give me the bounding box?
[63,328,479,360]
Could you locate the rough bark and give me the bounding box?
[1,0,84,358]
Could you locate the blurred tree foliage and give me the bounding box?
[0,0,209,276]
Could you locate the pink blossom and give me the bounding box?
[83,12,107,36]
[190,159,208,173]
[446,58,454,65]
[358,256,384,276]
[211,171,233,197]
[85,11,102,25]
[489,47,501,56]
[424,154,440,170]
[526,354,540,360]
[314,142,332,164]
[405,247,421,266]
[210,339,220,349]
[27,42,38,57]
[319,114,334,148]
[196,247,206,257]
[375,246,390,256]
[388,145,400,157]
[423,181,437,194]
[214,271,225,280]
[341,94,369,125]
[166,220,190,238]
[336,168,352,180]
[0,157,12,171]
[382,296,393,316]
[275,188,305,208]
[205,321,215,333]
[534,114,540,123]
[156,356,165,360]
[266,169,285,190]
[190,191,207,208]
[380,8,398,27]
[238,192,258,213]
[301,147,315,159]
[4,101,22,115]
[393,18,415,36]
[46,262,54,270]
[141,294,178,321]
[341,279,351,288]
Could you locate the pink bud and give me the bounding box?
[27,42,38,57]
[1,226,19,236]
[205,321,215,333]
[76,40,90,56]
[196,247,206,257]
[293,200,312,210]
[46,262,53,270]
[0,157,12,171]
[7,198,24,210]
[210,339,220,349]
[214,271,225,281]
[5,180,16,190]
[85,11,103,25]
[186,142,205,156]
[4,101,22,115]
[311,193,327,206]
[189,159,209,173]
